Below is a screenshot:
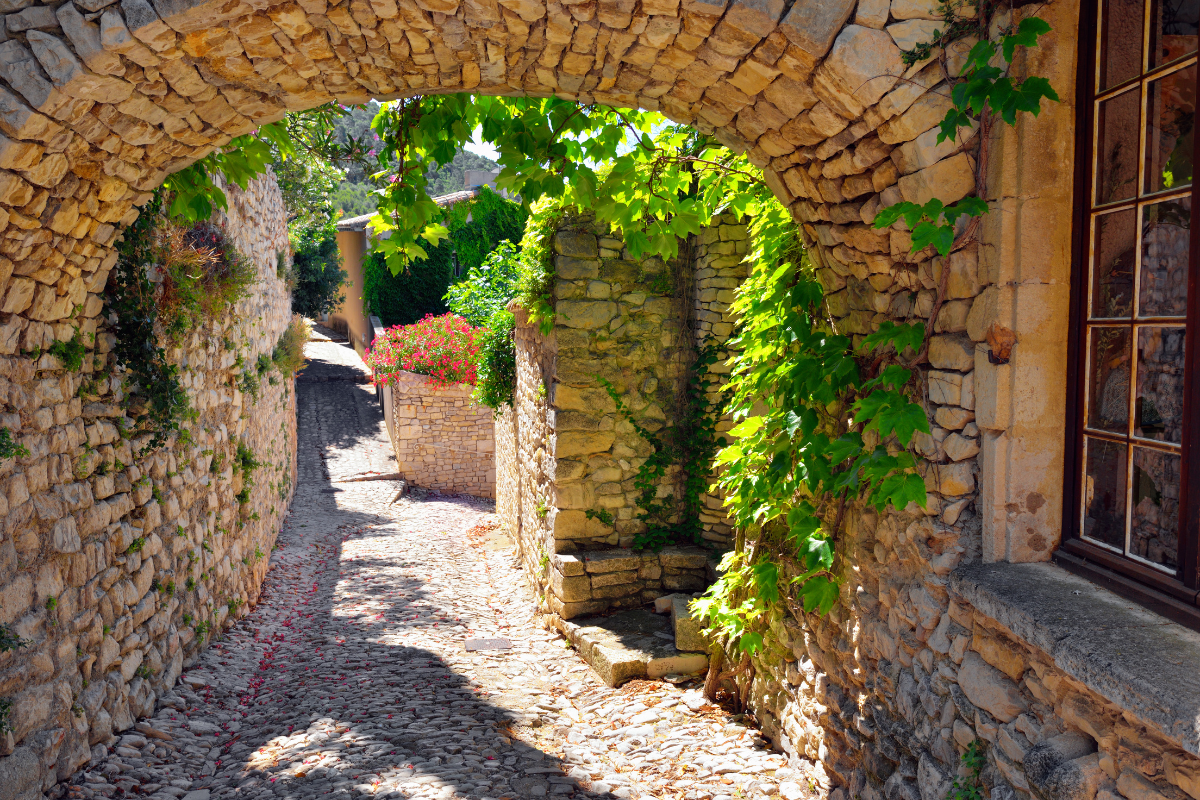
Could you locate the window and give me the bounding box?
[1065,0,1200,609]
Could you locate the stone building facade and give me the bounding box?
[0,173,296,798]
[385,368,495,497]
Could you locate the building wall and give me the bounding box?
[331,227,371,359]
[0,174,297,797]
[388,369,495,498]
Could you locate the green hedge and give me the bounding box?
[363,187,526,327]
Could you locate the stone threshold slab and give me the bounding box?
[552,609,709,687]
[951,561,1200,755]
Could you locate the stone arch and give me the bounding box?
[0,0,1074,570]
[0,0,934,335]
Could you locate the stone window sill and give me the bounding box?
[950,561,1200,756]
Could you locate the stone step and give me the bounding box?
[555,609,709,687]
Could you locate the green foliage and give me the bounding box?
[158,222,256,343]
[332,181,379,218]
[446,240,522,327]
[950,741,987,800]
[0,428,28,460]
[272,315,310,377]
[364,248,453,328]
[364,188,526,327]
[0,697,12,735]
[45,596,57,613]
[0,624,27,653]
[162,125,283,222]
[879,14,1058,255]
[48,331,86,371]
[473,309,516,412]
[106,191,190,451]
[584,508,614,526]
[289,219,349,317]
[234,439,260,505]
[694,184,929,653]
[126,537,146,554]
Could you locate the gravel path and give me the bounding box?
[62,339,799,800]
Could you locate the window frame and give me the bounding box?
[1059,0,1200,621]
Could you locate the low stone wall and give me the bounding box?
[388,370,494,498]
[549,547,710,616]
[0,173,296,796]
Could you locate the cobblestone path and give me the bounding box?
[65,339,798,800]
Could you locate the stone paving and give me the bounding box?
[61,339,800,800]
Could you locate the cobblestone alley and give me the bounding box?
[62,337,798,800]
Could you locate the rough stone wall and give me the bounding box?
[504,305,556,596]
[0,173,296,798]
[388,369,494,497]
[497,214,756,619]
[690,215,747,547]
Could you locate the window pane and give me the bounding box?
[1139,196,1191,316]
[1088,326,1133,432]
[1150,0,1200,68]
[1093,208,1137,318]
[1097,88,1143,205]
[1083,436,1129,549]
[1135,326,1186,441]
[1102,0,1146,89]
[1131,446,1181,568]
[1145,64,1196,195]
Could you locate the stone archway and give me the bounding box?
[0,0,943,344]
[0,0,1084,791]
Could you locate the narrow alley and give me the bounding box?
[64,337,796,800]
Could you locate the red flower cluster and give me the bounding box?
[365,313,480,388]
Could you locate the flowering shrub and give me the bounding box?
[365,313,480,388]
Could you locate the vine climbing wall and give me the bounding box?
[0,172,296,796]
[495,212,746,619]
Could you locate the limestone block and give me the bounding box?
[1117,772,1169,800]
[57,4,125,77]
[899,153,975,206]
[928,334,974,371]
[810,26,903,119]
[556,257,600,279]
[855,0,889,28]
[879,92,955,145]
[584,551,641,573]
[933,411,974,440]
[894,121,979,174]
[1024,735,1099,798]
[27,31,134,104]
[551,569,592,602]
[928,371,962,406]
[557,300,617,329]
[777,0,856,62]
[943,433,979,462]
[555,229,599,258]
[891,0,950,19]
[671,594,706,652]
[932,247,982,299]
[887,19,943,50]
[556,430,615,457]
[958,651,1027,722]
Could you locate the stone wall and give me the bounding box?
[0,173,296,798]
[387,369,494,498]
[496,213,753,619]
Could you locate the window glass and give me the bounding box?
[1144,64,1196,194]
